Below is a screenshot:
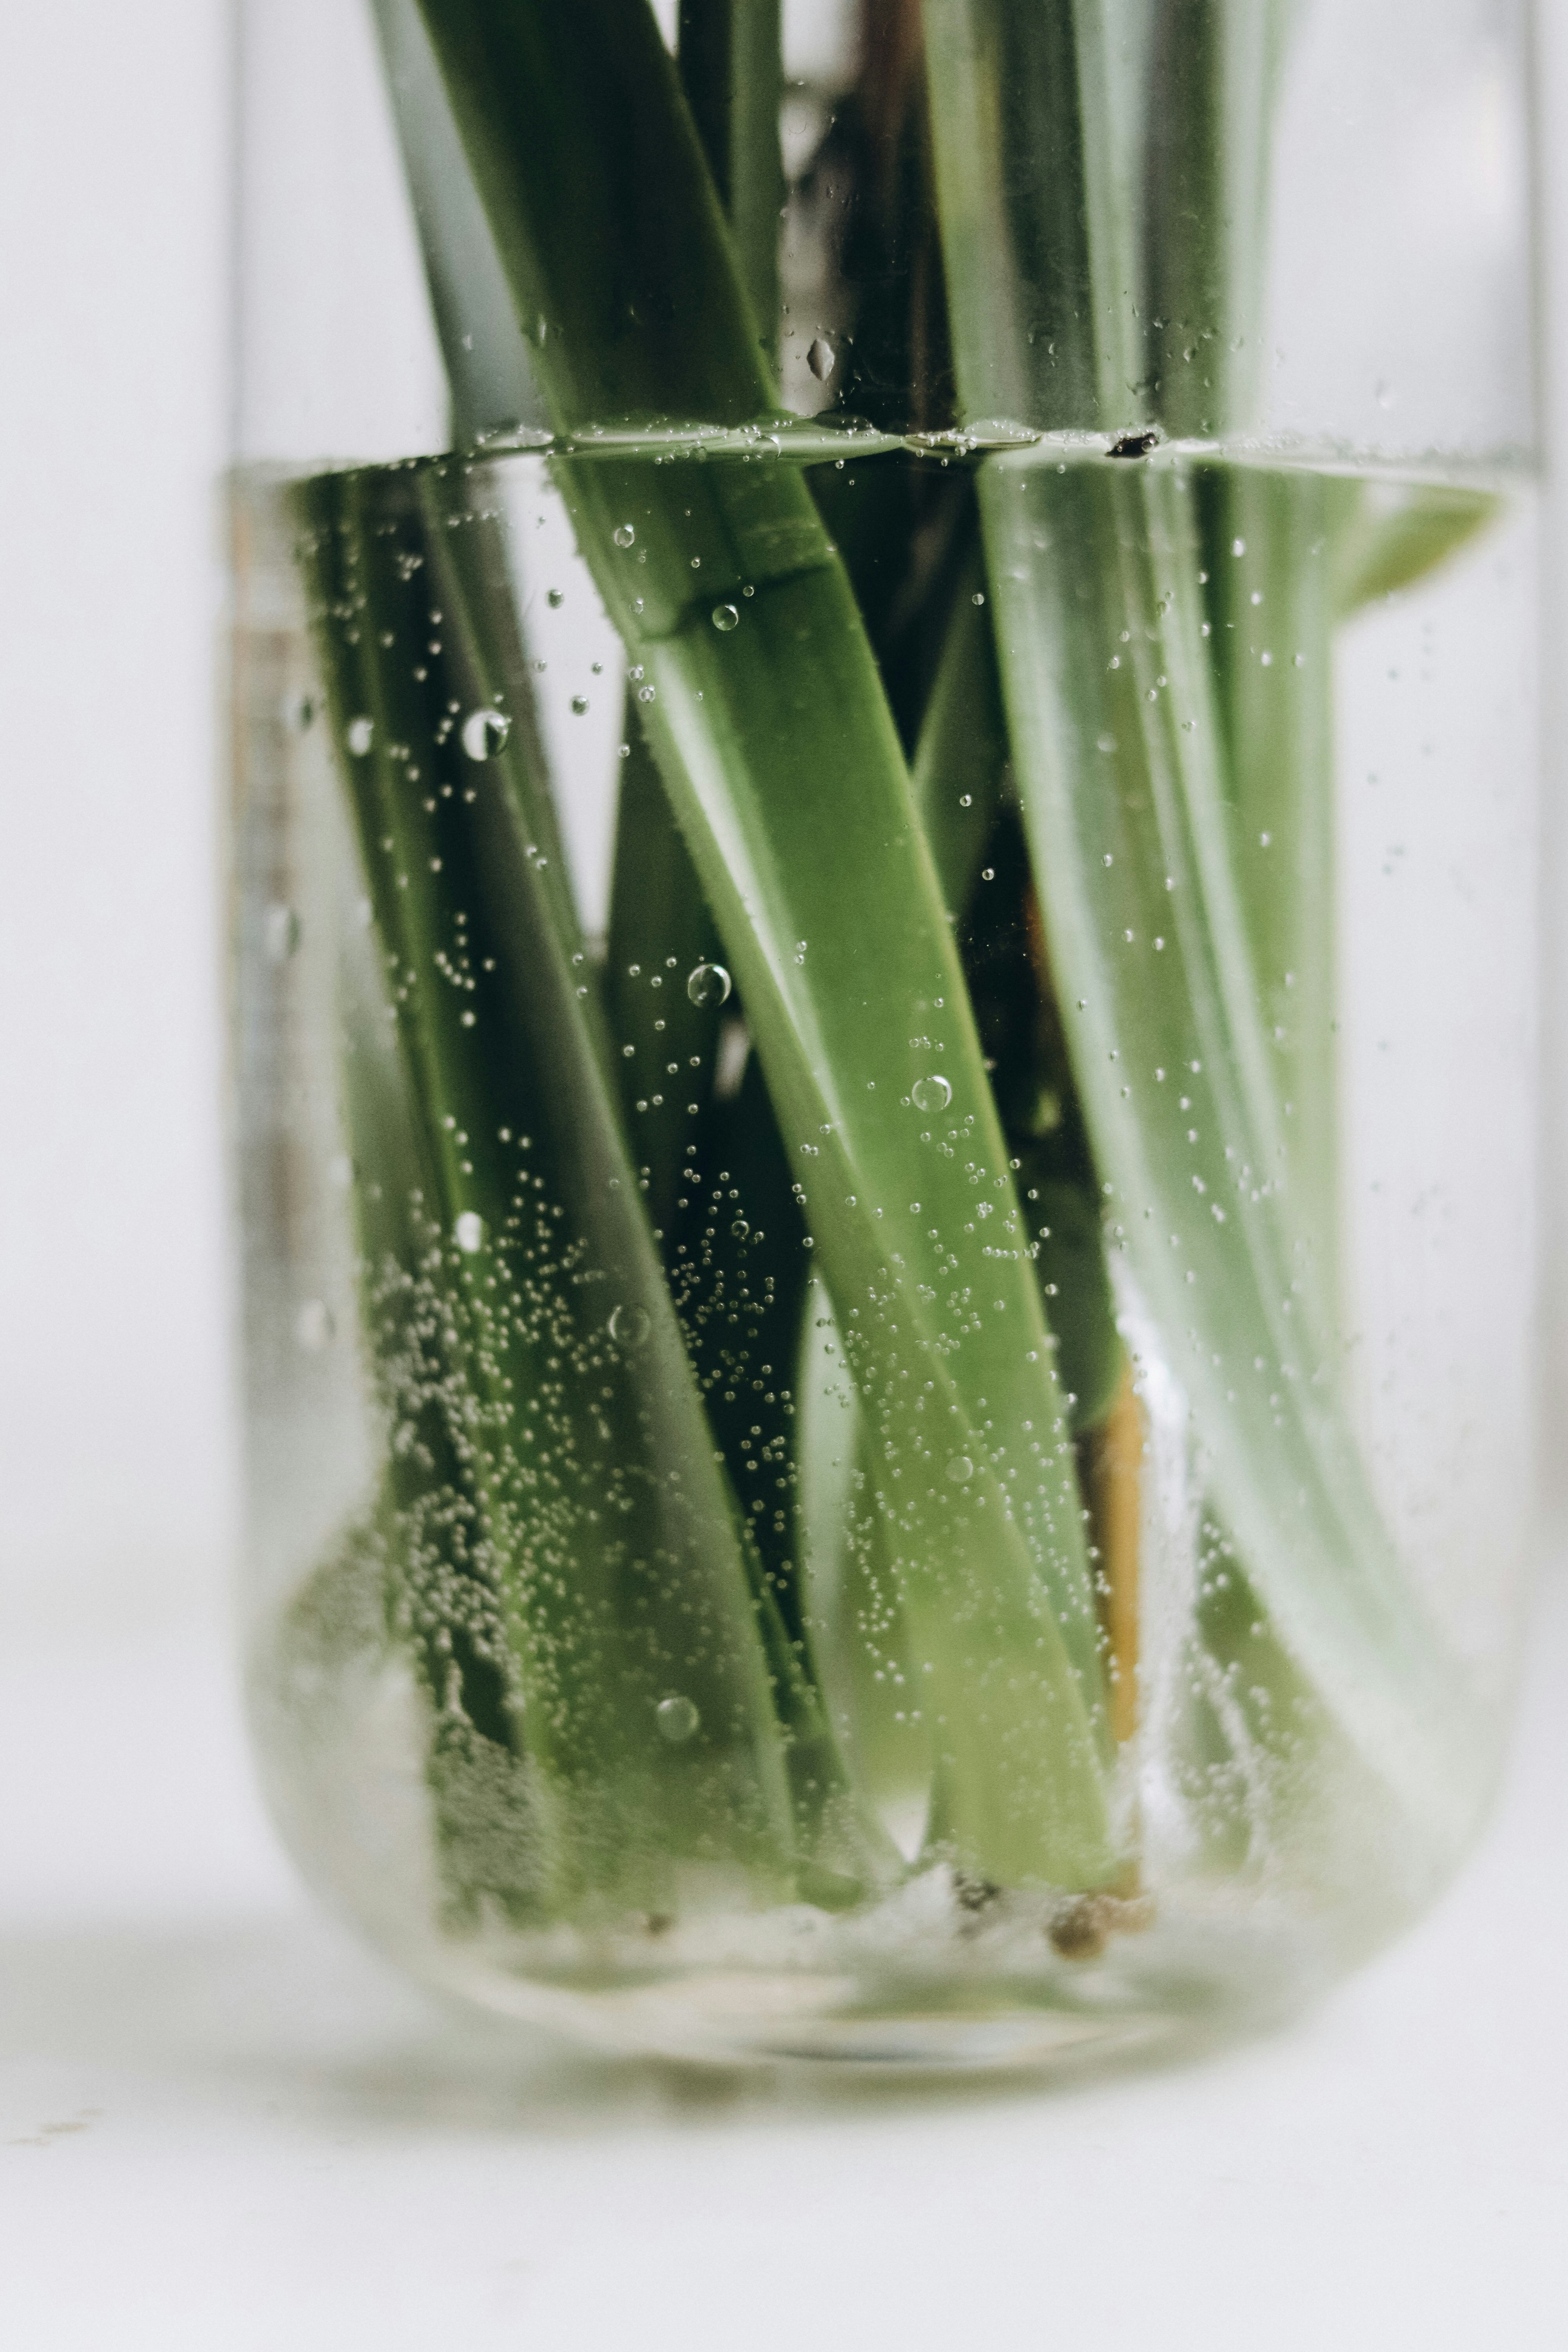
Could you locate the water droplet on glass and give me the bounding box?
[461,707,510,762]
[808,336,835,382]
[614,524,636,548]
[608,1303,652,1349]
[687,961,732,1007]
[264,903,301,962]
[294,1299,334,1352]
[945,1455,974,1485]
[454,1210,485,1254]
[712,603,740,632]
[347,715,374,757]
[655,1694,701,1745]
[911,1074,952,1114]
[571,695,590,715]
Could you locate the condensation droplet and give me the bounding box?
[808,336,835,382]
[613,524,636,548]
[609,1303,652,1348]
[945,1455,974,1485]
[347,715,374,757]
[655,1693,701,1744]
[461,707,510,762]
[454,1210,485,1254]
[264,903,301,962]
[294,1299,334,1352]
[687,961,732,1007]
[911,1074,952,1114]
[712,603,740,632]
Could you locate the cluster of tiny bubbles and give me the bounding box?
[347,715,375,757]
[608,1302,652,1349]
[945,1454,974,1484]
[263,902,301,962]
[807,336,835,382]
[293,1299,334,1353]
[454,1210,485,1254]
[911,1074,952,1114]
[461,707,510,762]
[613,524,636,548]
[687,962,732,1007]
[655,1693,701,1745]
[711,603,740,632]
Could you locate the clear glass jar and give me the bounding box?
[230,0,1541,2069]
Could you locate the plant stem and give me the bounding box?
[1196,464,1339,1327]
[978,450,1476,1842]
[1144,0,1292,437]
[295,459,811,1914]
[416,0,1122,1889]
[678,0,783,365]
[368,0,544,443]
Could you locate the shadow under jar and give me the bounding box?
[230,0,1541,2069]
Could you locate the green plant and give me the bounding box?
[289,0,1501,1938]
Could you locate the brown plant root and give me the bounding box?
[1077,1362,1145,1748]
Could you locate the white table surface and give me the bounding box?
[2,1569,1566,2352]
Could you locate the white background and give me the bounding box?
[1,4,1566,2344]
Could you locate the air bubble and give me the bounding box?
[571,695,590,715]
[712,604,740,632]
[547,587,565,608]
[808,336,835,382]
[454,1211,485,1254]
[609,1303,652,1348]
[655,1694,701,1744]
[346,715,374,757]
[613,524,636,548]
[945,1455,974,1485]
[911,1074,952,1114]
[687,962,732,1007]
[461,708,510,761]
